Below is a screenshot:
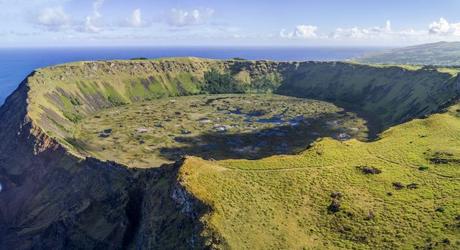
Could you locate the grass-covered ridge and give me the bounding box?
[179,104,460,249]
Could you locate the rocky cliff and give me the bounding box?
[0,72,209,249]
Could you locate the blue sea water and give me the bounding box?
[0,47,381,105]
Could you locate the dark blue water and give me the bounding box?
[0,47,381,105]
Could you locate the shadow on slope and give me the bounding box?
[159,112,374,161]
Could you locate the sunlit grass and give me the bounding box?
[179,104,460,249]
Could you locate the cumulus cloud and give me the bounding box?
[36,6,70,31]
[276,18,460,45]
[84,0,104,33]
[429,18,451,34]
[280,25,318,39]
[167,8,214,27]
[127,8,143,27]
[385,20,392,32]
[429,18,460,36]
[331,20,392,40]
[278,19,460,45]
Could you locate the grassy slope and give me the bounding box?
[278,62,458,128]
[25,58,225,155]
[179,104,460,249]
[356,41,460,66]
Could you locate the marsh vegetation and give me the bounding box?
[72,94,369,167]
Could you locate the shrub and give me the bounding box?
[418,165,429,171]
[435,207,445,213]
[108,95,127,106]
[202,68,244,94]
[328,191,343,213]
[328,199,341,213]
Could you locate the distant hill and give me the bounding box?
[356,41,460,66]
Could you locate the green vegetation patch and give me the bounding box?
[72,94,368,168]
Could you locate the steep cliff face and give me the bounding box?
[278,62,459,128]
[0,76,208,249]
[0,58,458,249]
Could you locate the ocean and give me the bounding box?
[0,47,381,105]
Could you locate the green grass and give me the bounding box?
[179,104,460,249]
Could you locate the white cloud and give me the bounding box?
[429,18,460,36]
[453,24,460,36]
[331,20,393,40]
[84,0,104,33]
[92,0,104,18]
[277,20,460,45]
[295,25,318,38]
[36,6,70,31]
[167,8,214,27]
[280,25,318,39]
[127,8,143,27]
[332,27,369,39]
[429,18,450,34]
[385,20,392,32]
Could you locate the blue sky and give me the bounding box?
[0,0,459,47]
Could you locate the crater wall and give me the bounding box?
[0,58,458,249]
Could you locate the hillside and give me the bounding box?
[356,42,460,66]
[0,58,459,249]
[179,103,460,249]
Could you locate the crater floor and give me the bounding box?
[71,94,369,168]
